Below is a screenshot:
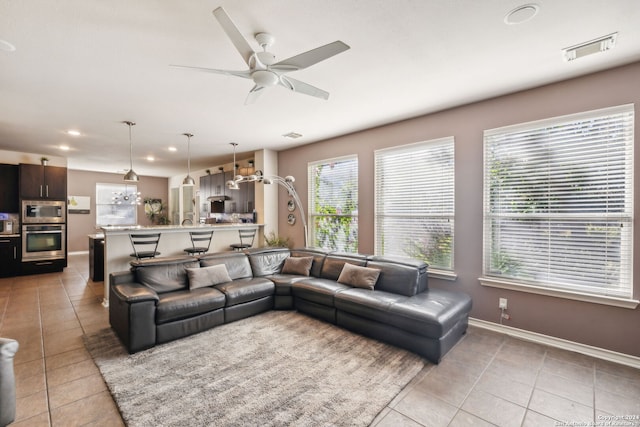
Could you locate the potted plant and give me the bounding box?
[40,157,49,166]
[264,231,292,248]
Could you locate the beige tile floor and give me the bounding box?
[1,253,639,426]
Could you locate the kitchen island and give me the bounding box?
[100,223,264,306]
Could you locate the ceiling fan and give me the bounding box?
[171,7,350,104]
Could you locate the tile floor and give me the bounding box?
[1,253,639,426]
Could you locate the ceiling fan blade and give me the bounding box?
[245,85,265,105]
[212,7,256,67]
[279,76,329,100]
[169,65,251,79]
[272,41,350,71]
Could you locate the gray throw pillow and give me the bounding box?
[186,264,232,290]
[281,256,314,276]
[337,263,381,290]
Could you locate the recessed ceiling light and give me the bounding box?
[0,39,16,52]
[504,4,539,25]
[562,33,618,61]
[283,132,303,139]
[146,156,155,162]
[66,130,81,136]
[168,146,177,152]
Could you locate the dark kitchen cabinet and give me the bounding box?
[0,236,19,278]
[20,164,67,200]
[0,164,19,212]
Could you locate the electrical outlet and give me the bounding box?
[499,298,508,310]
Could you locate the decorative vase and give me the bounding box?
[41,159,48,166]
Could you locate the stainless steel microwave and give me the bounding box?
[22,200,66,224]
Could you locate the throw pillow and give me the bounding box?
[337,263,381,290]
[281,256,314,276]
[186,264,232,290]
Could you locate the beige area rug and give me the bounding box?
[84,310,425,427]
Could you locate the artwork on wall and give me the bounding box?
[68,196,91,214]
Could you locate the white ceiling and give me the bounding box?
[1,1,639,178]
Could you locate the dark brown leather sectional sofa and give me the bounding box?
[109,247,472,363]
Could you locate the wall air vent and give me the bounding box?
[562,33,617,62]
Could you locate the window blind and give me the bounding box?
[483,104,634,298]
[308,156,358,252]
[375,137,455,270]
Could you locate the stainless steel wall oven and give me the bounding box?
[22,224,66,261]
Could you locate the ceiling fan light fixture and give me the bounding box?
[252,70,279,87]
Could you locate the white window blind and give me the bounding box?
[375,138,455,270]
[308,156,358,252]
[483,104,634,298]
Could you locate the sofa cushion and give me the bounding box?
[335,288,472,339]
[337,263,380,290]
[292,278,351,306]
[133,257,200,294]
[199,252,253,280]
[319,253,369,281]
[215,277,275,307]
[366,256,428,297]
[268,274,310,296]
[282,256,314,276]
[156,288,226,324]
[290,249,328,277]
[246,247,291,276]
[186,264,232,290]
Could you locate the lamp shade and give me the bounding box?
[124,169,139,182]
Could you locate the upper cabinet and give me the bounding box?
[20,164,67,200]
[0,164,19,213]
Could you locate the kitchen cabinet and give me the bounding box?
[0,164,19,212]
[211,172,226,196]
[0,236,19,278]
[20,164,67,200]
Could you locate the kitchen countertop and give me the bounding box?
[100,223,264,236]
[0,234,20,238]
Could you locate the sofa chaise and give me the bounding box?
[109,247,472,363]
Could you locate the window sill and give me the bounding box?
[479,277,638,309]
[429,269,457,281]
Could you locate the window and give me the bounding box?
[483,104,634,299]
[375,137,455,271]
[308,156,358,252]
[96,183,139,226]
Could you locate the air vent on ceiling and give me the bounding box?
[562,33,617,62]
[283,132,303,139]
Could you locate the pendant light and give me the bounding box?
[226,142,240,190]
[123,121,139,182]
[182,132,195,186]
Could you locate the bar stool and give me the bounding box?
[129,233,161,260]
[184,230,214,256]
[230,229,256,251]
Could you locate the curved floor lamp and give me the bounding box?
[228,171,308,247]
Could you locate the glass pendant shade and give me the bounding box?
[226,142,240,190]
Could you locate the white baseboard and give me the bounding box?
[469,317,640,370]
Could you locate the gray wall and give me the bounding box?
[277,61,640,357]
[67,169,168,252]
